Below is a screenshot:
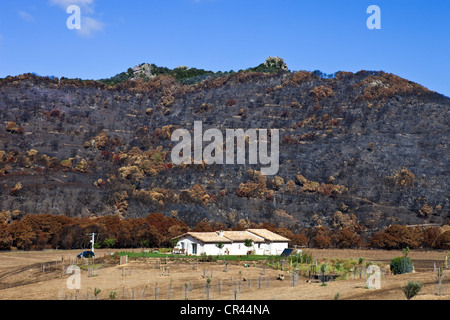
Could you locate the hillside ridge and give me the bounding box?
[0,58,449,234]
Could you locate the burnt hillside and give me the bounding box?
[0,66,449,233]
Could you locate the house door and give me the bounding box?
[192,243,197,255]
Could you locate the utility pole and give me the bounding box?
[87,233,96,253]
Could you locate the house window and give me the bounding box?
[258,244,261,249]
[181,242,185,249]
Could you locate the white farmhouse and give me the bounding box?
[173,229,290,256]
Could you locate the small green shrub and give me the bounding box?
[140,239,150,248]
[103,238,115,248]
[299,251,313,264]
[390,257,414,275]
[402,281,422,300]
[109,290,117,300]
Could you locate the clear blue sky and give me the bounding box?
[0,0,449,97]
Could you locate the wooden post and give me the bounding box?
[437,267,443,296]
[154,285,158,300]
[218,279,222,294]
[142,284,148,300]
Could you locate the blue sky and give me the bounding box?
[0,0,449,97]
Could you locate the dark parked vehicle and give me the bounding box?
[77,251,95,259]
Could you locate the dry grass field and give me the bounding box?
[0,248,448,301]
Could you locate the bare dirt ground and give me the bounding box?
[0,248,448,300]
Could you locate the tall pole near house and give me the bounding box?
[87,233,96,253]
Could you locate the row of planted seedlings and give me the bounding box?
[265,252,386,282]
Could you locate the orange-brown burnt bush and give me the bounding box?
[423,226,450,249]
[423,227,441,248]
[312,234,332,249]
[358,73,430,101]
[115,146,170,180]
[290,233,308,247]
[145,212,188,244]
[369,225,424,249]
[334,71,354,80]
[133,188,177,208]
[437,230,450,249]
[307,226,333,249]
[0,212,191,250]
[9,182,23,196]
[154,125,178,140]
[300,179,347,197]
[310,85,334,101]
[84,132,122,151]
[189,184,214,205]
[386,167,416,188]
[7,214,73,250]
[233,71,270,84]
[6,121,19,133]
[333,227,362,248]
[236,170,267,198]
[287,71,314,85]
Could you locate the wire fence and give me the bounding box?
[24,254,448,301]
[58,274,275,301]
[433,268,448,296]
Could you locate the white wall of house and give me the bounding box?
[202,243,222,255]
[262,242,288,255]
[223,242,256,255]
[176,235,202,256]
[175,239,255,256]
[175,235,289,256]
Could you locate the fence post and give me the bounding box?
[154,284,159,300]
[217,279,222,295]
[437,267,443,296]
